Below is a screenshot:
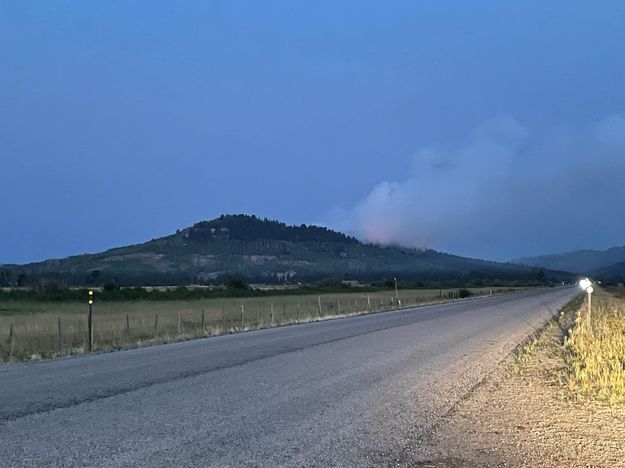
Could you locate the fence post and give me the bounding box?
[154,313,159,336]
[126,313,130,337]
[177,312,181,335]
[241,304,245,328]
[57,316,62,352]
[256,304,259,326]
[337,299,341,315]
[270,304,274,325]
[367,295,371,312]
[318,296,322,317]
[282,304,286,322]
[297,302,301,320]
[9,323,14,357]
[221,302,225,326]
[201,309,205,332]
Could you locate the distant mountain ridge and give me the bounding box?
[0,214,567,286]
[512,246,625,280]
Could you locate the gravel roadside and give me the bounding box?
[418,297,625,467]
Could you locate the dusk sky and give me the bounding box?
[2,1,625,264]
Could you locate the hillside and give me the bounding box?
[0,215,565,286]
[591,261,625,282]
[512,246,625,276]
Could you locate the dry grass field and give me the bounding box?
[565,286,625,405]
[0,287,517,362]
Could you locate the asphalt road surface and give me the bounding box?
[0,287,578,467]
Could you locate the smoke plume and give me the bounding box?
[325,115,625,260]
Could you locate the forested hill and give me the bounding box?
[184,215,358,244]
[0,215,568,287]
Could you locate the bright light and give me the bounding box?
[88,300,93,305]
[586,286,594,294]
[579,278,592,290]
[88,290,94,296]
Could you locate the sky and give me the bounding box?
[2,1,625,264]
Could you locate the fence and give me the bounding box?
[0,288,507,361]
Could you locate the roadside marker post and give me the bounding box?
[579,278,594,335]
[87,290,94,352]
[394,277,399,301]
[587,286,594,334]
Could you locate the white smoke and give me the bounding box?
[325,114,625,260]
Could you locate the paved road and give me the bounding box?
[0,287,577,467]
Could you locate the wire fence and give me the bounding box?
[0,288,509,361]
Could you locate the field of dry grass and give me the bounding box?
[0,287,518,362]
[565,286,625,405]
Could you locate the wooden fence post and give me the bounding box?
[367,295,371,312]
[337,299,341,314]
[9,323,14,357]
[241,304,245,328]
[297,302,301,320]
[57,316,62,352]
[256,304,259,325]
[270,304,274,325]
[201,309,205,332]
[177,312,181,335]
[154,313,159,336]
[318,296,322,317]
[126,313,130,337]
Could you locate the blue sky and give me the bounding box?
[2,1,625,263]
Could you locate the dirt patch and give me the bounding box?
[423,304,625,467]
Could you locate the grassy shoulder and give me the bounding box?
[429,289,625,466]
[564,286,625,405]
